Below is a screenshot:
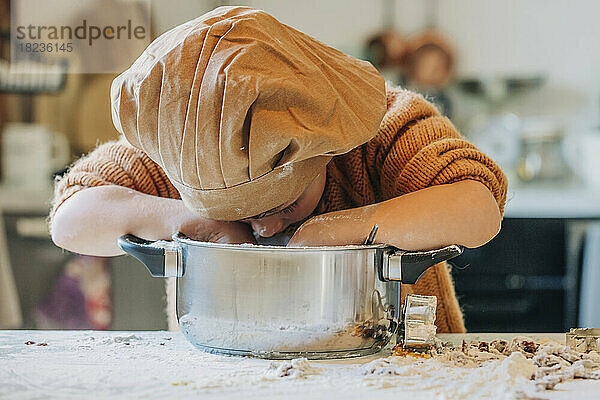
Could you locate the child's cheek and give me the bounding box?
[291,202,319,224]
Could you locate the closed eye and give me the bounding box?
[280,200,299,215]
[248,199,299,220]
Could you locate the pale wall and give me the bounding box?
[151,0,600,130]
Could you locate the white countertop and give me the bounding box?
[1,330,599,400]
[504,185,600,219]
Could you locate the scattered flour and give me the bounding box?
[4,331,600,400]
[265,358,322,378]
[259,336,600,399]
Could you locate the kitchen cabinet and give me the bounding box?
[452,185,600,332]
[452,218,575,332]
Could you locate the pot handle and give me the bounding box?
[380,245,463,284]
[117,234,183,278]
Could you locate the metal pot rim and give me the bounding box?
[173,232,388,252]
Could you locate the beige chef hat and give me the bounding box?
[111,6,386,220]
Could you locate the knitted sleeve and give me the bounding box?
[50,138,180,223]
[375,86,507,215]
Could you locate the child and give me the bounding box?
[50,6,507,333]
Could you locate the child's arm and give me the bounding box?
[49,139,256,257]
[288,179,500,250]
[289,87,507,250]
[51,185,256,257]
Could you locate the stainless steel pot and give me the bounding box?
[118,233,462,359]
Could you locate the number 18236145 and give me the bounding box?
[17,42,73,53]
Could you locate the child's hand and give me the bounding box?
[287,220,326,247]
[179,218,256,245]
[208,222,257,244]
[287,215,356,247]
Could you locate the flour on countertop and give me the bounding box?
[3,331,600,400]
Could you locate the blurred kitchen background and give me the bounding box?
[0,0,599,332]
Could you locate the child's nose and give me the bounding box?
[250,219,284,237]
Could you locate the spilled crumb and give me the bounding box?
[112,335,143,343]
[24,341,48,347]
[171,381,191,386]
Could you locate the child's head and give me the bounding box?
[241,169,327,237]
[111,6,386,223]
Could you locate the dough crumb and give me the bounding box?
[392,335,600,392]
[265,358,321,379]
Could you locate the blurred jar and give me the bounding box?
[471,114,521,184]
[516,118,570,183]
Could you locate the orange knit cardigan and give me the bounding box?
[51,86,507,333]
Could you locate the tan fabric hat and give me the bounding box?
[111,6,386,220]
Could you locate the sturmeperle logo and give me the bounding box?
[10,0,151,73]
[15,19,147,46]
